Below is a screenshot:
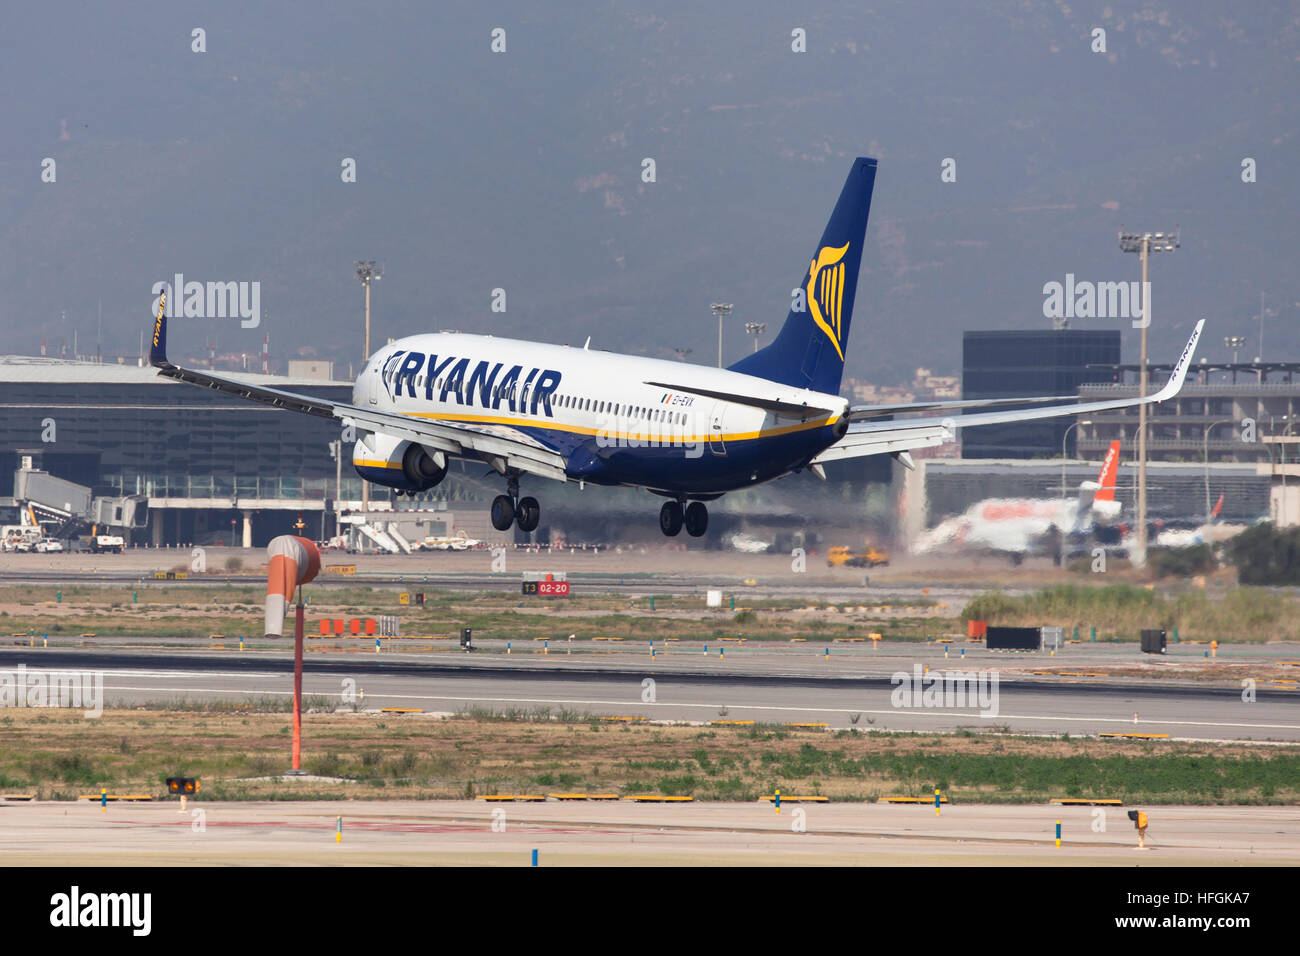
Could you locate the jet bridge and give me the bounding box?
[11,462,148,539]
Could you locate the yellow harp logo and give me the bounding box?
[805,242,849,361]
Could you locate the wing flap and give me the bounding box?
[848,394,1076,421]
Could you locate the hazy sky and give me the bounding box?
[2,1,1295,384]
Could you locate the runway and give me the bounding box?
[0,547,1033,603]
[1,799,1294,865]
[5,645,1298,742]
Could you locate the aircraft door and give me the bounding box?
[709,402,727,456]
[365,364,379,405]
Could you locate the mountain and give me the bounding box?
[1,1,1296,385]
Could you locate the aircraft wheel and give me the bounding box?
[491,495,516,531]
[684,501,708,537]
[516,496,541,533]
[659,501,683,536]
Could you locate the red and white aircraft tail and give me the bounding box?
[1082,440,1122,522]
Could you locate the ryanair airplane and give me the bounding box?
[148,157,1203,538]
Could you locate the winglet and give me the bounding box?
[150,293,170,368]
[1153,319,1204,401]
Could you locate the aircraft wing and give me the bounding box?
[812,320,1204,466]
[147,299,569,483]
[847,394,1077,421]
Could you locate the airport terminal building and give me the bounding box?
[961,329,1121,458]
[0,357,362,546]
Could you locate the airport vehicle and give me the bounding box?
[827,543,890,567]
[2,527,41,552]
[147,158,1203,537]
[33,538,64,553]
[419,531,482,551]
[728,532,772,553]
[89,533,124,554]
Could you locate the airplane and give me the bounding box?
[147,157,1204,538]
[915,440,1123,558]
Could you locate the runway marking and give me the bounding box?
[97,684,1300,733]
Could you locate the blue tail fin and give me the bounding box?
[728,157,876,394]
[150,292,170,367]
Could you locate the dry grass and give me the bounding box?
[0,708,1296,805]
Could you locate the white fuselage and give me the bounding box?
[350,332,848,494]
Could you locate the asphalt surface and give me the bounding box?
[4,645,1298,741]
[2,800,1294,865]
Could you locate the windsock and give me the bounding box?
[265,535,321,637]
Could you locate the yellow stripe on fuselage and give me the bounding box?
[401,410,840,444]
[353,410,842,467]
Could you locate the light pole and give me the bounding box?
[329,440,343,541]
[745,322,767,354]
[1202,419,1232,524]
[1118,227,1179,566]
[1060,419,1093,500]
[711,303,732,368]
[355,261,383,362]
[1225,335,1246,384]
[1280,419,1297,527]
[354,261,383,521]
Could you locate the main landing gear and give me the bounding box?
[659,499,708,537]
[491,476,540,533]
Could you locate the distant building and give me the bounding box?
[845,379,917,405]
[0,356,359,546]
[913,368,959,398]
[287,359,337,381]
[1077,364,1300,465]
[961,329,1121,458]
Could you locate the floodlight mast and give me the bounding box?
[1225,335,1247,384]
[355,260,383,360]
[1118,228,1179,566]
[711,302,733,368]
[354,260,383,525]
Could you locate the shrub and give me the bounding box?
[1146,544,1216,578]
[1227,524,1300,586]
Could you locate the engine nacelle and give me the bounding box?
[352,434,447,492]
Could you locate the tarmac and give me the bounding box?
[2,799,1294,865]
[5,643,1298,742]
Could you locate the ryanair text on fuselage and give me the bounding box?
[381,348,562,417]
